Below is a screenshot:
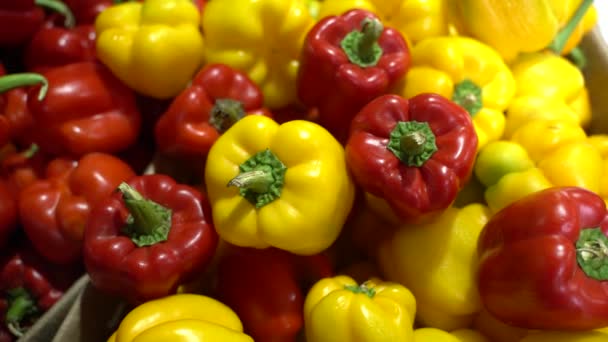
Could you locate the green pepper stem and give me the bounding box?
[452,79,483,116]
[0,73,48,101]
[568,46,587,70]
[21,144,39,159]
[209,99,246,133]
[387,121,438,167]
[400,131,427,156]
[344,283,376,298]
[340,18,384,68]
[5,288,37,338]
[549,0,594,54]
[118,183,172,247]
[227,169,274,194]
[35,0,76,28]
[576,227,608,280]
[358,19,383,56]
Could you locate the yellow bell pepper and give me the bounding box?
[318,0,461,45]
[304,275,416,342]
[484,167,552,213]
[377,203,491,330]
[108,294,253,342]
[474,140,535,188]
[413,328,489,342]
[521,330,608,342]
[202,0,313,109]
[95,0,204,99]
[588,135,608,200]
[472,309,530,342]
[399,36,515,151]
[506,52,591,131]
[204,115,355,255]
[455,0,596,62]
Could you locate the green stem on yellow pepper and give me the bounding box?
[549,0,595,54]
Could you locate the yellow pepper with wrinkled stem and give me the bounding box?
[413,328,490,342]
[304,275,416,342]
[317,0,461,45]
[455,0,597,61]
[377,203,490,330]
[95,0,204,99]
[204,115,355,255]
[107,294,253,342]
[399,36,515,151]
[202,0,313,109]
[505,52,591,134]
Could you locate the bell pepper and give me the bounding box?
[297,9,410,143]
[108,293,253,342]
[478,186,608,330]
[202,0,314,109]
[154,63,272,163]
[484,167,553,214]
[19,152,136,265]
[24,24,97,73]
[317,0,461,45]
[0,0,75,47]
[474,140,535,188]
[413,328,489,342]
[345,94,478,223]
[62,0,112,25]
[455,0,596,62]
[0,144,49,197]
[0,242,80,339]
[25,62,141,157]
[84,174,219,303]
[304,275,416,342]
[588,134,608,201]
[214,246,333,342]
[399,36,515,151]
[472,309,529,342]
[521,330,608,342]
[506,51,591,132]
[378,203,491,330]
[95,0,204,99]
[0,180,16,250]
[204,115,355,255]
[547,0,598,55]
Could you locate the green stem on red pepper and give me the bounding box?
[576,227,608,280]
[209,99,246,133]
[548,0,595,54]
[344,283,376,298]
[34,0,76,28]
[227,149,287,208]
[5,288,39,338]
[340,18,384,68]
[452,79,483,116]
[387,121,438,167]
[0,73,48,101]
[118,183,172,247]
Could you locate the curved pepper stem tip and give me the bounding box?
[548,0,595,54]
[34,0,76,28]
[0,73,49,101]
[340,17,384,68]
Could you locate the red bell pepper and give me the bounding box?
[0,144,49,197]
[24,23,96,73]
[477,186,608,330]
[296,9,410,143]
[0,0,75,47]
[0,241,80,339]
[25,62,142,157]
[214,246,333,342]
[155,63,271,162]
[19,152,136,265]
[83,174,219,304]
[345,93,478,222]
[61,0,111,25]
[0,180,16,250]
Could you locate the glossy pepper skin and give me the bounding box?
[155,64,272,162]
[413,328,489,342]
[84,174,218,304]
[477,186,608,330]
[95,0,204,99]
[25,62,141,157]
[215,246,333,342]
[297,9,410,143]
[19,153,136,265]
[0,65,39,148]
[378,203,491,330]
[203,0,314,109]
[205,115,355,255]
[304,275,416,342]
[400,36,515,151]
[62,0,112,25]
[346,94,478,223]
[107,294,253,342]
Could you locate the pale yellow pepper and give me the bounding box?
[484,167,552,213]
[399,36,515,151]
[202,0,314,109]
[95,0,204,99]
[413,328,489,342]
[304,276,416,342]
[377,203,491,330]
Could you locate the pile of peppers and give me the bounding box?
[0,0,607,341]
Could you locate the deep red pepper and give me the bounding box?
[19,153,136,265]
[61,0,112,25]
[345,93,478,223]
[296,9,410,143]
[25,62,142,157]
[0,144,49,197]
[155,63,272,162]
[0,180,16,250]
[214,246,333,342]
[83,174,219,304]
[477,186,608,330]
[0,0,75,47]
